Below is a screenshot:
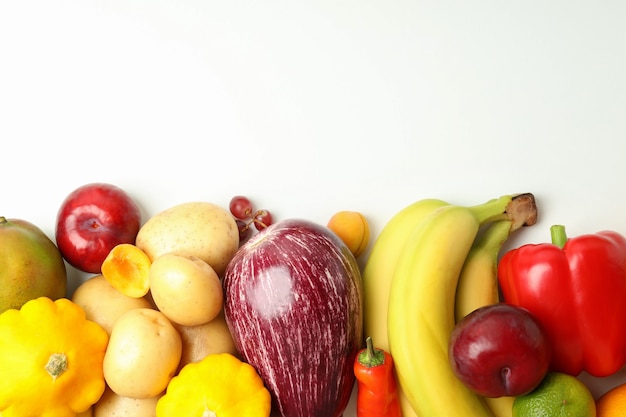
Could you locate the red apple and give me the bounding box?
[223,218,363,417]
[55,183,142,274]
[448,303,551,398]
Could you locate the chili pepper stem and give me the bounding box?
[354,336,402,417]
[365,337,375,360]
[358,337,385,368]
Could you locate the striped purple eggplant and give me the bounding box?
[223,218,363,417]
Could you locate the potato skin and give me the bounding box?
[173,310,238,372]
[103,308,182,399]
[94,386,161,417]
[135,201,239,277]
[71,274,153,335]
[149,253,224,326]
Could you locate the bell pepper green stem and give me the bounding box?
[550,224,568,249]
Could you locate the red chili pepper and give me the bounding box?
[498,224,626,377]
[353,336,401,417]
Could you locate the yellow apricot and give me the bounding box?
[327,210,370,258]
[101,243,152,298]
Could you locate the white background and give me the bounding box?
[2,0,626,412]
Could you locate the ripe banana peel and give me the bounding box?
[456,220,517,417]
[485,396,516,417]
[362,198,449,352]
[454,194,537,417]
[455,220,515,322]
[386,194,536,417]
[362,198,448,417]
[388,203,499,417]
[455,194,537,322]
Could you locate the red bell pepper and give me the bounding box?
[498,224,626,377]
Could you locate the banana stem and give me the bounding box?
[480,220,514,253]
[468,193,537,229]
[506,193,538,231]
[468,195,514,224]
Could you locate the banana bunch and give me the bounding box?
[362,193,537,417]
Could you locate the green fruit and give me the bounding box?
[512,372,596,417]
[0,216,67,313]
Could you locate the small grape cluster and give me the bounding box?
[228,195,274,242]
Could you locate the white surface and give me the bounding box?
[2,0,626,412]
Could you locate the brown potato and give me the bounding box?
[103,308,182,399]
[94,386,161,417]
[71,274,153,335]
[135,201,239,277]
[173,310,238,372]
[149,253,223,326]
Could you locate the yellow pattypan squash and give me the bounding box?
[156,352,271,417]
[0,297,109,417]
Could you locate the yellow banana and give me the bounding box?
[455,220,516,417]
[454,192,537,322]
[362,198,449,352]
[362,198,448,417]
[453,194,537,417]
[454,220,514,322]
[484,396,516,417]
[387,195,516,417]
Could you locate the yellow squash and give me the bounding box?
[156,352,271,417]
[0,297,109,417]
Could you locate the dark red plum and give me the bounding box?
[449,303,551,398]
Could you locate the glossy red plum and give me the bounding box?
[448,303,551,398]
[55,183,142,274]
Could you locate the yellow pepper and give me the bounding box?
[156,352,271,417]
[0,297,109,417]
